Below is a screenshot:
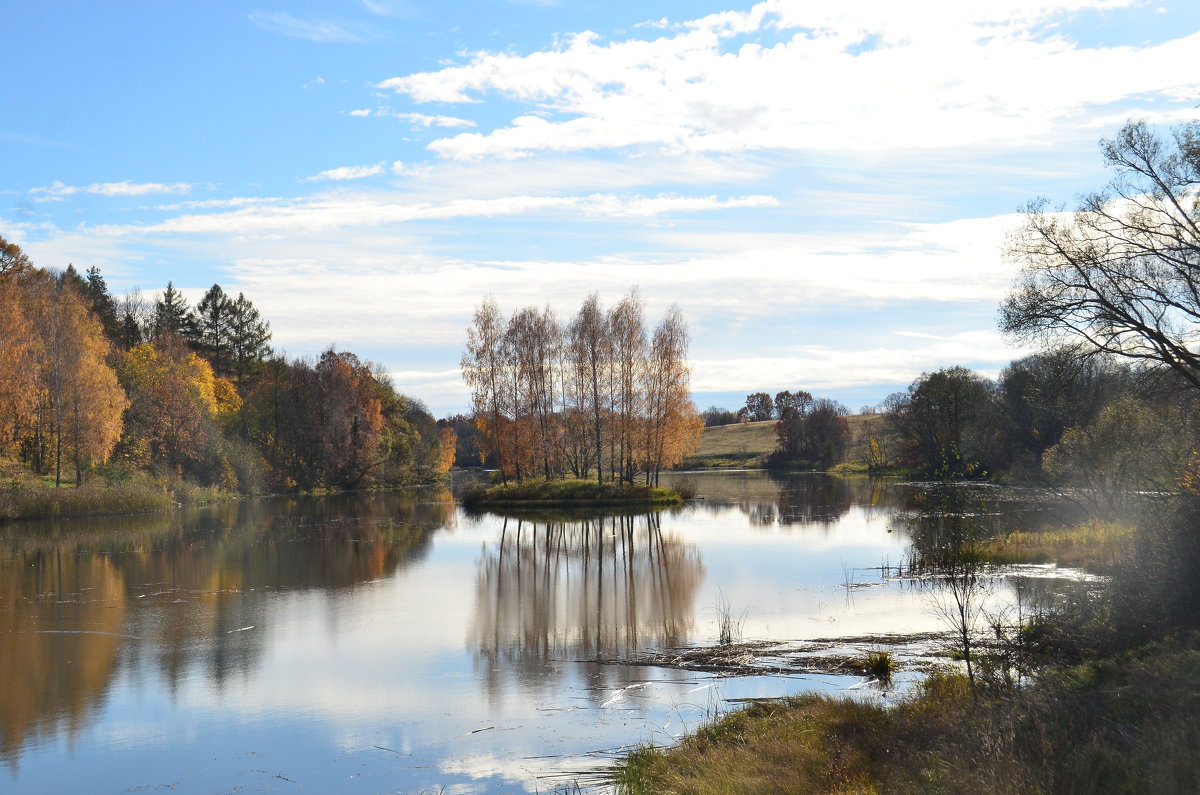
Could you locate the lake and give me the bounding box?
[0,471,1084,793]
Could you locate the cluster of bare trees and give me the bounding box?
[462,290,702,484]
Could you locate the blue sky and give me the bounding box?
[4,0,1199,416]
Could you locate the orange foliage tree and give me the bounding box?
[23,273,127,486]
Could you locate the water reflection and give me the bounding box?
[471,513,704,693]
[0,551,126,764]
[669,471,897,527]
[0,489,453,764]
[889,483,1089,568]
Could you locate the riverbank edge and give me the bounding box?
[0,475,452,523]
[613,636,1200,793]
[609,512,1181,793]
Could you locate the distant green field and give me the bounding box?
[683,414,885,469]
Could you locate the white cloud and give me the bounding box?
[90,192,776,236]
[393,112,477,128]
[689,331,1025,395]
[30,180,193,201]
[304,163,386,182]
[361,0,419,17]
[248,12,370,43]
[376,0,1198,159]
[348,108,478,127]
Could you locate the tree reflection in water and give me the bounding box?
[471,512,704,696]
[0,489,453,764]
[677,471,894,528]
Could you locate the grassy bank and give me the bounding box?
[462,478,685,508]
[0,479,175,520]
[616,638,1200,794]
[980,519,1135,571]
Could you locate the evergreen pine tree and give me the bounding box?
[154,281,197,339]
[83,266,120,343]
[195,284,234,377]
[228,291,272,385]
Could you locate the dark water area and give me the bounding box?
[0,473,1086,793]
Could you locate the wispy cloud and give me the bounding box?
[248,11,372,43]
[376,0,1197,159]
[303,164,386,182]
[394,112,477,128]
[347,108,476,128]
[361,0,420,17]
[91,192,777,236]
[30,180,193,202]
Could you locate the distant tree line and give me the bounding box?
[462,290,702,485]
[871,120,1200,491]
[0,236,450,492]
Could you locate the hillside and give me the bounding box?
[683,414,884,469]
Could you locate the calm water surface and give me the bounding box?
[0,472,1080,793]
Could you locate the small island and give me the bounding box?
[462,478,686,509]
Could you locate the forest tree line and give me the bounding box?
[461,290,702,485]
[0,237,451,493]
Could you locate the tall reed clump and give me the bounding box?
[716,594,744,646]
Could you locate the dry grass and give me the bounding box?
[614,640,1200,794]
[686,414,886,470]
[981,519,1135,571]
[685,421,777,468]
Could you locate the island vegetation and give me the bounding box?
[615,120,1200,793]
[461,478,684,509]
[459,290,702,504]
[0,241,453,520]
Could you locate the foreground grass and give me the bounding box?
[615,639,1200,794]
[981,519,1135,571]
[462,478,685,508]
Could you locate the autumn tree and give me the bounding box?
[567,293,610,482]
[0,235,32,277]
[25,274,127,486]
[609,290,646,483]
[462,298,511,482]
[642,304,701,484]
[118,334,222,477]
[462,291,701,484]
[0,251,36,454]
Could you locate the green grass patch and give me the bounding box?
[462,478,684,508]
[981,519,1135,570]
